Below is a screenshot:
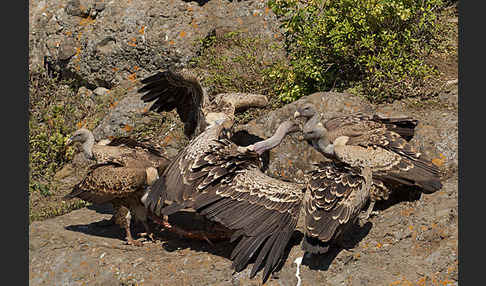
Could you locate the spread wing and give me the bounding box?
[138,69,207,138]
[302,161,370,254]
[144,124,304,283]
[63,162,147,205]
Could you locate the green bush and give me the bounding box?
[268,0,445,103]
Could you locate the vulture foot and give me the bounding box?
[358,200,377,227]
[125,238,144,247]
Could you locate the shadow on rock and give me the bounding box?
[302,221,373,271]
[153,211,236,259]
[230,130,269,171]
[182,0,210,5]
[64,220,125,240]
[86,202,114,215]
[375,185,423,212]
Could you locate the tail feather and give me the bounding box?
[373,115,418,141]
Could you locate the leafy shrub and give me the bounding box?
[268,0,446,103]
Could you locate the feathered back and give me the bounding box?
[324,112,418,142]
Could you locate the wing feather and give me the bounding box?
[138,69,206,138]
[303,161,370,254]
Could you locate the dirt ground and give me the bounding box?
[29,173,457,286]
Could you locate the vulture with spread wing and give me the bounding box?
[63,129,171,246]
[294,101,442,225]
[138,69,307,283]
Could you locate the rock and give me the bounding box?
[93,87,110,97]
[92,88,148,141]
[58,37,77,60]
[76,86,93,97]
[29,0,284,87]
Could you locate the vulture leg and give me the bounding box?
[149,213,232,244]
[124,219,144,247]
[113,201,143,247]
[139,221,155,242]
[129,198,156,243]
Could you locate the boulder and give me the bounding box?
[29,0,283,88]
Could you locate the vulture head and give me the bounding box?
[66,128,95,159]
[294,102,318,119]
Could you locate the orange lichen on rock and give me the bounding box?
[79,16,95,27]
[128,37,137,47]
[139,26,145,34]
[127,73,137,82]
[416,277,427,286]
[432,153,447,167]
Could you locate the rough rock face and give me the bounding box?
[34,89,458,285]
[29,0,282,88]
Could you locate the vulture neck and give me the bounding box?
[81,131,95,160]
[307,113,334,156]
[251,120,297,155]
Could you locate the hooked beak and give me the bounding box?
[294,110,301,119]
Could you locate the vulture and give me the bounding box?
[294,102,442,234]
[63,129,171,246]
[138,69,306,283]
